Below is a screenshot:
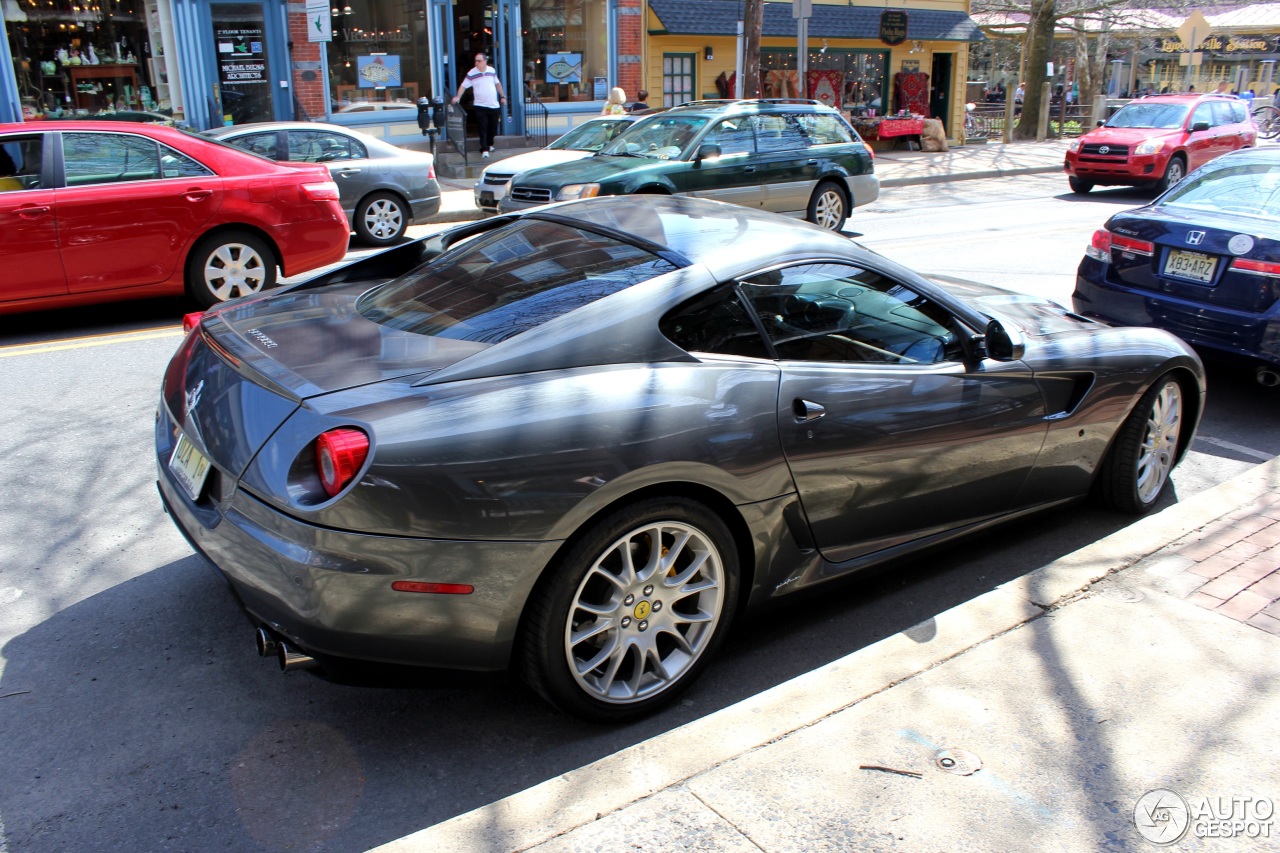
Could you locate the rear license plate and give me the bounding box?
[169,432,211,501]
[1164,249,1218,283]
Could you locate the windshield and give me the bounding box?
[1105,103,1189,130]
[356,219,678,342]
[599,115,709,160]
[549,119,633,152]
[1159,161,1280,219]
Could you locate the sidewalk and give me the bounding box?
[423,138,1074,225]
[374,456,1280,853]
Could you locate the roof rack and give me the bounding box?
[672,98,827,108]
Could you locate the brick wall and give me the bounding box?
[287,11,327,119]
[618,0,643,98]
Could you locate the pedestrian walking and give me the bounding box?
[628,90,650,112]
[452,51,507,159]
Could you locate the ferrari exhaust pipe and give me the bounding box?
[1257,366,1280,387]
[277,641,319,672]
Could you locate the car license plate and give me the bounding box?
[1164,249,1218,283]
[169,432,211,501]
[480,191,495,205]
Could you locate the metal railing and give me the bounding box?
[524,85,548,149]
[964,100,1097,141]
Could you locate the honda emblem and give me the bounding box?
[1186,231,1206,246]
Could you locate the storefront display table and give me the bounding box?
[68,64,141,112]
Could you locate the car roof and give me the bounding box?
[1126,94,1241,105]
[657,98,841,119]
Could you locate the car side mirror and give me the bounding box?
[1191,121,1211,132]
[696,144,720,162]
[979,318,1026,362]
[1096,120,1104,127]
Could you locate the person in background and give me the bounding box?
[0,148,23,192]
[629,90,650,112]
[452,51,507,159]
[602,87,628,116]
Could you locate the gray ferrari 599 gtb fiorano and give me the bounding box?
[157,195,1205,721]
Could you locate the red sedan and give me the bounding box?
[0,121,350,314]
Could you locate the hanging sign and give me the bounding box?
[305,0,331,42]
[880,11,909,47]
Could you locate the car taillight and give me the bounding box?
[428,161,436,180]
[1110,233,1154,256]
[1085,229,1111,262]
[301,180,341,202]
[182,312,204,334]
[1230,258,1280,278]
[316,428,369,497]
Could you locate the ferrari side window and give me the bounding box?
[660,285,770,358]
[740,263,959,365]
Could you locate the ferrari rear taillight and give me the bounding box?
[316,428,370,497]
[182,312,204,334]
[1230,258,1280,278]
[301,180,341,202]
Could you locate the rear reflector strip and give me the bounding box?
[1230,258,1280,278]
[391,581,475,595]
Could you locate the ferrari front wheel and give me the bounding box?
[1095,373,1184,514]
[520,498,738,721]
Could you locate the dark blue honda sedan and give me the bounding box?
[1073,147,1280,386]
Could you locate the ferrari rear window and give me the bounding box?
[356,219,678,342]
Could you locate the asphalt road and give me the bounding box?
[0,175,1276,853]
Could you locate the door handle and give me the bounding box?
[792,398,826,422]
[335,168,362,177]
[16,205,51,219]
[743,166,757,173]
[184,189,213,201]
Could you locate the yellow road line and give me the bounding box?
[0,327,182,358]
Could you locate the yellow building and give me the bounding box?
[643,0,985,141]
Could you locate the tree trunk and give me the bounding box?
[742,0,764,99]
[1014,0,1056,140]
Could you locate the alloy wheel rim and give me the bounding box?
[564,520,725,704]
[815,190,844,230]
[1136,380,1182,504]
[1168,162,1183,185]
[205,243,267,302]
[365,199,403,240]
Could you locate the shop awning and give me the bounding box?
[648,0,986,43]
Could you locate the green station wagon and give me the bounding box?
[498,99,879,231]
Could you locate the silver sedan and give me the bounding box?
[205,121,440,246]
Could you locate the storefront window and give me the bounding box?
[760,48,887,114]
[327,0,430,111]
[4,0,167,119]
[522,0,608,102]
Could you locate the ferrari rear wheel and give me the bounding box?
[1095,373,1184,514]
[520,498,738,721]
[187,230,277,309]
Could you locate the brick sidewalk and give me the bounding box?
[1157,493,1280,635]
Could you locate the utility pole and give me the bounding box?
[742,0,763,98]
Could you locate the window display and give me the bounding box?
[523,0,608,102]
[327,0,429,110]
[760,48,888,115]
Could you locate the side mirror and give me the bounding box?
[695,143,721,162]
[1096,120,1104,127]
[980,318,1026,362]
[1191,120,1211,132]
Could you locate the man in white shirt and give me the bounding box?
[452,51,507,158]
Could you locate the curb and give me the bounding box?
[370,454,1280,853]
[880,163,1063,188]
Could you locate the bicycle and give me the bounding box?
[963,103,990,139]
[1252,103,1280,141]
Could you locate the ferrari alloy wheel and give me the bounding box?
[188,231,277,308]
[521,498,738,721]
[355,192,408,245]
[1096,373,1184,514]
[807,181,849,232]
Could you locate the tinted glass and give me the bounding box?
[741,263,958,364]
[704,118,755,156]
[1107,103,1189,129]
[797,114,854,145]
[0,136,43,191]
[63,132,160,185]
[1160,161,1280,219]
[357,219,679,342]
[600,115,708,160]
[660,286,769,358]
[160,145,214,178]
[549,119,632,152]
[1191,103,1213,128]
[752,114,807,154]
[288,130,366,163]
[230,131,280,160]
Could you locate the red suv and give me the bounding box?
[1064,94,1256,194]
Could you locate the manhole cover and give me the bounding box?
[935,748,982,776]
